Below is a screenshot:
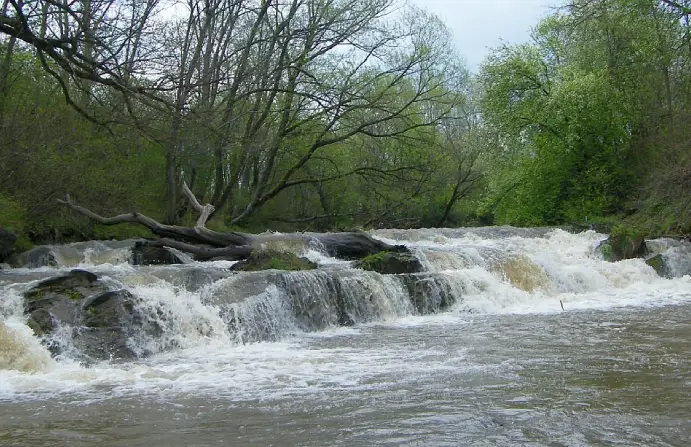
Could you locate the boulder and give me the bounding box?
[645,254,672,278]
[11,246,57,268]
[315,231,405,260]
[31,268,98,290]
[401,274,457,315]
[354,250,423,275]
[598,233,648,262]
[26,308,56,337]
[131,241,184,265]
[231,249,317,272]
[0,227,17,262]
[78,290,140,360]
[23,269,143,361]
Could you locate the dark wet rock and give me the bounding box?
[24,269,100,319]
[33,268,98,290]
[78,290,140,360]
[315,231,405,260]
[645,254,672,278]
[23,269,143,361]
[0,228,17,262]
[599,232,648,262]
[401,274,458,315]
[131,241,185,265]
[354,250,423,275]
[10,246,58,268]
[26,308,57,337]
[231,249,317,272]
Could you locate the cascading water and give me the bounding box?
[2,229,690,366]
[1,228,690,446]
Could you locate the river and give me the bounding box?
[1,228,690,446]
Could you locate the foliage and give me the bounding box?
[1,0,690,239]
[0,1,482,238]
[357,251,390,270]
[0,194,25,234]
[477,0,691,232]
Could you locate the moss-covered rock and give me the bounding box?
[23,269,143,361]
[645,253,671,278]
[354,250,423,275]
[81,290,136,328]
[25,269,98,311]
[314,231,402,260]
[230,249,317,272]
[599,226,648,262]
[26,308,56,337]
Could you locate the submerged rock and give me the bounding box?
[26,308,56,337]
[231,249,317,272]
[131,241,185,265]
[645,254,672,278]
[23,269,144,361]
[354,250,423,275]
[401,274,457,315]
[11,246,58,268]
[221,267,463,344]
[492,256,550,292]
[315,231,404,260]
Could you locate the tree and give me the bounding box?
[478,0,691,227]
[154,1,465,226]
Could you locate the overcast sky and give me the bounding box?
[409,0,560,71]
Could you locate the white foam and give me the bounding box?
[0,331,487,402]
[124,280,231,356]
[2,227,691,402]
[301,248,352,267]
[0,319,55,374]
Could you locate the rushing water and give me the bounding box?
[1,228,690,446]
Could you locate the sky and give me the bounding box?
[409,0,560,71]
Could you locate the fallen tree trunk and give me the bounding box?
[57,191,252,247]
[57,185,403,262]
[148,239,253,261]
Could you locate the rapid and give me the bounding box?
[1,227,690,446]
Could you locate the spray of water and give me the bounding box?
[2,227,691,400]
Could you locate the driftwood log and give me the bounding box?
[57,183,402,261]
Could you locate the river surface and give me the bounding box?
[1,228,690,446]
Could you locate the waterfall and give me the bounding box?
[2,228,691,368]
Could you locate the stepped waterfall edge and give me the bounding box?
[1,227,691,397]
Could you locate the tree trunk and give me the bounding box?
[57,183,403,262]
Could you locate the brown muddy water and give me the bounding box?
[1,228,690,446]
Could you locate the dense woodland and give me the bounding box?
[1,0,690,248]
